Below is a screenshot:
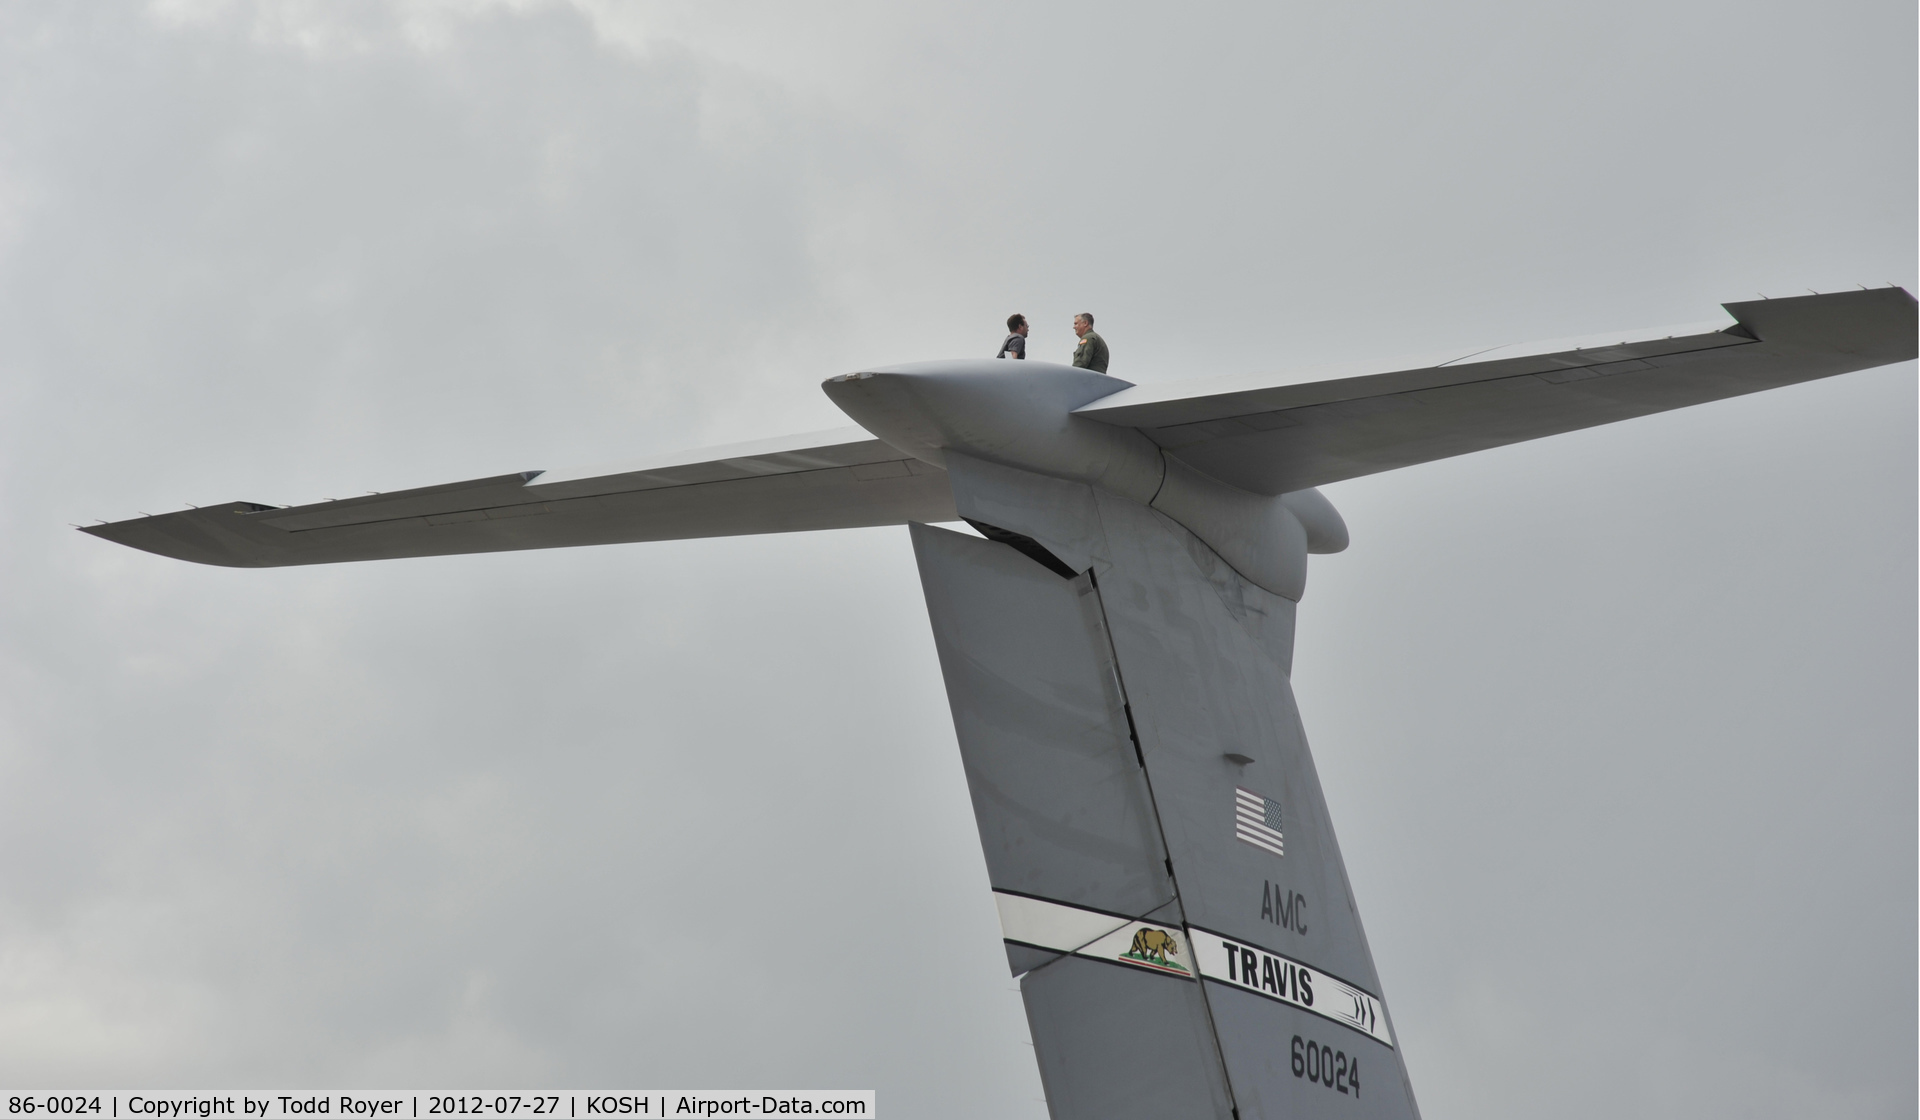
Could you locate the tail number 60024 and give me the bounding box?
[1291,1035,1359,1097]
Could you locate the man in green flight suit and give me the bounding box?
[1071,313,1109,373]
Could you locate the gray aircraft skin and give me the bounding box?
[84,288,1916,1119]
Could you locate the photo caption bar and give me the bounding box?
[2,1094,873,1119]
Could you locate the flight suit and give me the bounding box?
[1072,330,1109,373]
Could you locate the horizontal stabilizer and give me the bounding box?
[1076,287,1916,494]
[82,428,955,567]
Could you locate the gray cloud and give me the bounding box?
[0,2,1911,1117]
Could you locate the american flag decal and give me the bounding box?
[1235,787,1284,857]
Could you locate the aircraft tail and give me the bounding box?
[911,456,1419,1120]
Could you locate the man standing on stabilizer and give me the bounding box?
[996,314,1029,359]
[1071,313,1109,373]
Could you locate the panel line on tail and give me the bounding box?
[1082,566,1247,1120]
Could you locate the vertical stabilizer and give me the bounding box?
[911,463,1419,1120]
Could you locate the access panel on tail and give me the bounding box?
[912,458,1419,1120]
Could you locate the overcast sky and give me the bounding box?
[0,2,1912,1117]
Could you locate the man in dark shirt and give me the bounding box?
[997,314,1029,359]
[1071,313,1109,373]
